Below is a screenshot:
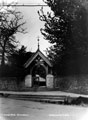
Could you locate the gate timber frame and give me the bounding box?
[24,48,53,87]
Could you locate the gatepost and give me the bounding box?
[25,75,32,87]
[46,74,54,88]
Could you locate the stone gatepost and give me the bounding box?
[46,74,54,88]
[25,75,32,87]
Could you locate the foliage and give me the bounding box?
[38,0,88,75]
[0,64,25,78]
[8,45,34,67]
[9,45,26,67]
[0,45,34,80]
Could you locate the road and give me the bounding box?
[0,97,88,120]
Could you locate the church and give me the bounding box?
[24,38,54,88]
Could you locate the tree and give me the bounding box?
[9,45,34,67]
[0,45,34,78]
[9,45,26,67]
[0,5,26,66]
[38,0,88,75]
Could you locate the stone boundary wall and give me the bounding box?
[0,77,25,91]
[54,75,88,94]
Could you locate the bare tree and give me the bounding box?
[0,4,26,66]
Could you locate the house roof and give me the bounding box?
[24,49,52,68]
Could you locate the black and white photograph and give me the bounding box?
[0,0,88,120]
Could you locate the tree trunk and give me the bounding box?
[1,48,5,66]
[1,40,6,67]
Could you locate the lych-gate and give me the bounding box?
[24,48,53,87]
[24,38,54,88]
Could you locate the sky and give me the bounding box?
[0,0,51,54]
[1,0,88,54]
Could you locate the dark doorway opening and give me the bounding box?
[32,65,46,87]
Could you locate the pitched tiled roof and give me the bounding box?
[24,49,52,68]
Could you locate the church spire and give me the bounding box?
[37,36,40,50]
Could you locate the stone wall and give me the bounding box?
[55,75,88,94]
[0,77,25,91]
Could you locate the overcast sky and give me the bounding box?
[0,0,51,54]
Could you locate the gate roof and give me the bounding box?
[24,49,52,68]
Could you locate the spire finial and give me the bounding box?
[37,36,40,50]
